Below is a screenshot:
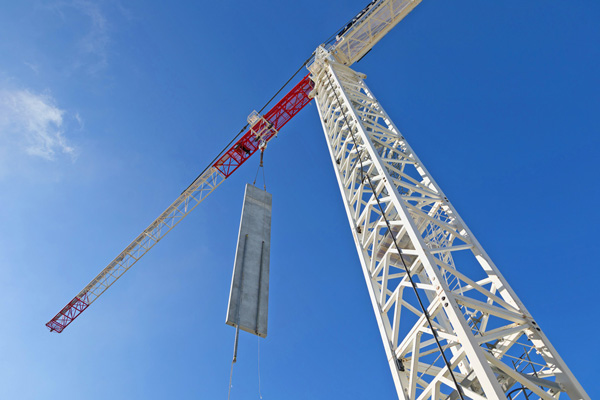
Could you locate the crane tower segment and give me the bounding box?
[308,47,589,400]
[43,1,590,398]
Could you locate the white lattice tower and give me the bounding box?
[309,47,589,400]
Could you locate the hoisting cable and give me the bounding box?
[324,72,467,400]
[253,139,267,190]
[182,0,386,196]
[257,336,263,399]
[228,233,248,400]
[227,357,235,400]
[182,54,314,195]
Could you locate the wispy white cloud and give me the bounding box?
[74,112,84,130]
[43,0,111,75]
[74,0,109,74]
[24,62,40,75]
[0,89,76,160]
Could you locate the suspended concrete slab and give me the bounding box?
[226,184,271,338]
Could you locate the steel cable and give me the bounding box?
[324,70,467,400]
[183,0,381,194]
[182,54,314,194]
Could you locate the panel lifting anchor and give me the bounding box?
[258,139,267,168]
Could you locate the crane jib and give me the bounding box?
[45,74,314,333]
[213,74,314,178]
[43,0,419,335]
[46,295,89,333]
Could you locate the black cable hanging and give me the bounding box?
[324,71,467,400]
[182,53,314,195]
[182,0,383,195]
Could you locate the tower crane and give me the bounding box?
[46,1,590,399]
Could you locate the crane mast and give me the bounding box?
[308,47,589,400]
[45,0,590,398]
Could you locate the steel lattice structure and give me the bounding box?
[46,75,313,333]
[45,1,591,398]
[309,47,589,400]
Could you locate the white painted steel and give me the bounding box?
[77,166,227,305]
[330,0,422,66]
[309,48,589,400]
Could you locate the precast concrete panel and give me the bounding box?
[226,184,271,338]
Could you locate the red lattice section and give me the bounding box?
[45,75,313,334]
[46,294,89,333]
[214,74,314,178]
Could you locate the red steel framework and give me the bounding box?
[46,294,89,333]
[45,74,314,333]
[214,74,314,178]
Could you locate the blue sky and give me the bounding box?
[0,1,598,399]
